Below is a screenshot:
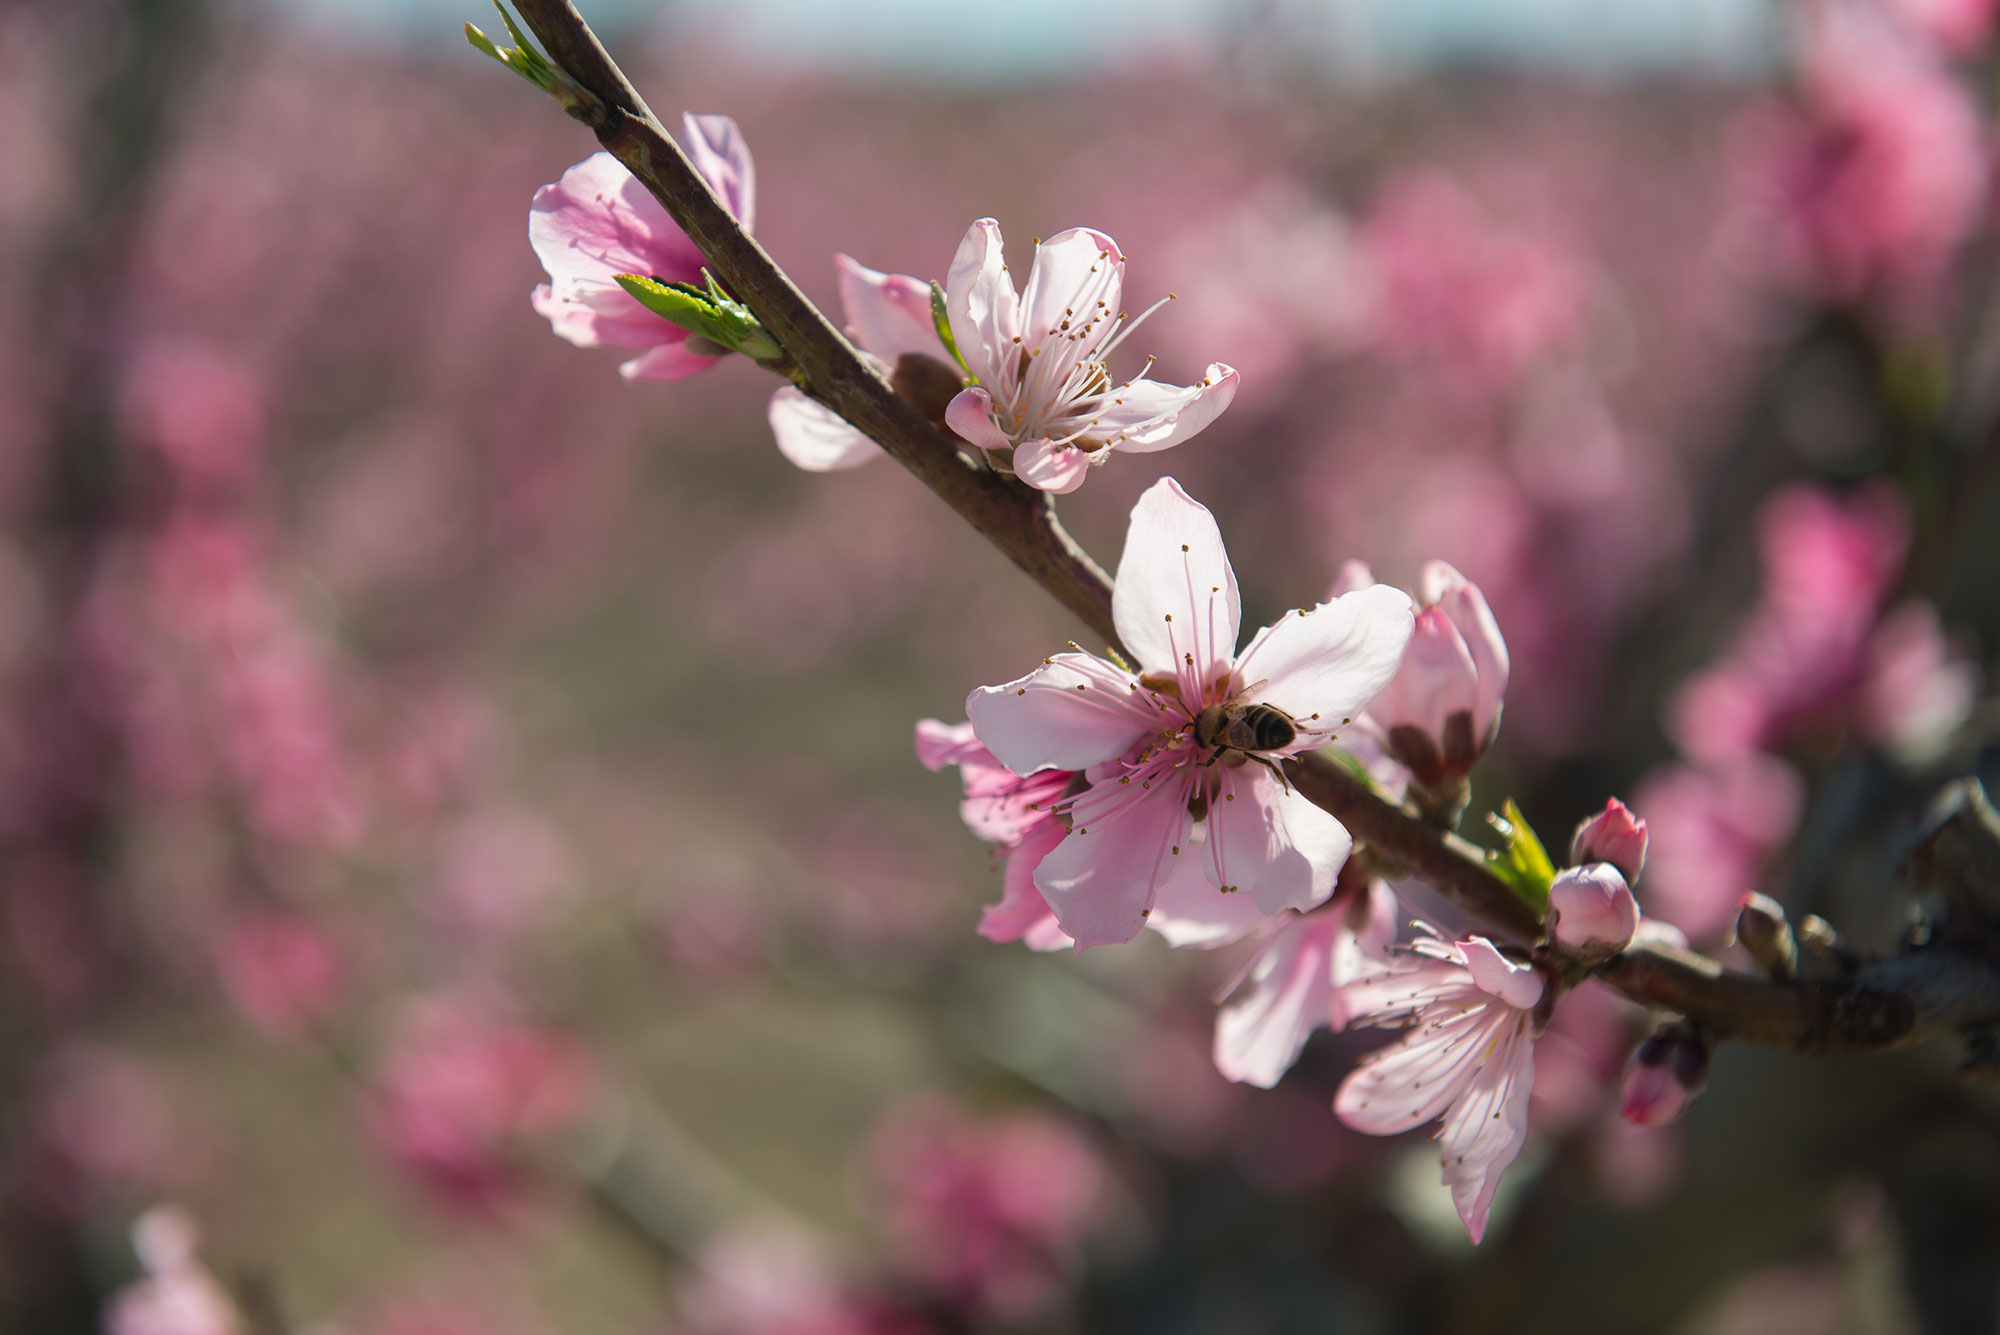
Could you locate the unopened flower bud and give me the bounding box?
[1732,892,1797,982]
[1571,797,1648,883]
[1367,564,1509,817]
[1621,1021,1710,1127]
[1548,863,1640,957]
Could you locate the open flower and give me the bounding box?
[529,114,753,382]
[942,220,1239,493]
[770,256,951,472]
[966,479,1412,947]
[1334,934,1543,1244]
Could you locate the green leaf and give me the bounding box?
[465,2,563,91]
[614,272,786,367]
[930,280,975,382]
[1484,799,1556,912]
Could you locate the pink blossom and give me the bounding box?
[966,479,1413,946]
[1212,875,1398,1088]
[212,910,346,1039]
[768,255,950,472]
[529,114,753,381]
[674,1223,927,1335]
[364,998,594,1216]
[941,220,1238,493]
[1885,0,1999,52]
[863,1097,1107,1318]
[1570,797,1648,882]
[1335,935,1544,1244]
[1548,863,1640,957]
[1347,559,1509,796]
[103,1207,240,1335]
[1752,4,1986,319]
[1858,600,1978,756]
[1631,757,1802,941]
[914,719,1073,951]
[1620,1023,1710,1127]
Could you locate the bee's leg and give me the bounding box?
[1249,753,1293,795]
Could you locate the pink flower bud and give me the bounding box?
[1365,563,1509,796]
[1570,797,1648,883]
[1620,1023,1709,1127]
[1548,864,1639,956]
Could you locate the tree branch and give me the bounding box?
[496,1,2000,1061]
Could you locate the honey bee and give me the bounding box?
[1192,693,1300,790]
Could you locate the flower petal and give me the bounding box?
[1438,1016,1536,1244]
[1335,1000,1497,1135]
[913,719,981,772]
[978,821,1072,951]
[1018,227,1124,355]
[1033,782,1189,948]
[1214,913,1339,1087]
[767,387,881,470]
[680,112,755,233]
[1145,828,1269,948]
[1459,937,1543,1010]
[1014,440,1092,493]
[1112,478,1241,691]
[529,152,704,346]
[1368,605,1479,743]
[966,652,1154,775]
[836,254,945,363]
[1204,768,1351,914]
[620,342,725,382]
[1420,561,1509,743]
[944,387,1015,453]
[1234,583,1416,736]
[1090,364,1240,454]
[944,219,1020,384]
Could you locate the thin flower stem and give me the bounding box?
[500,0,2000,1060]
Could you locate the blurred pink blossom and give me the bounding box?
[529,115,754,382]
[213,909,346,1039]
[117,341,266,499]
[863,1097,1108,1318]
[365,998,594,1216]
[1336,935,1544,1243]
[1630,757,1803,942]
[427,807,571,944]
[18,1046,213,1217]
[672,1222,928,1335]
[941,222,1238,492]
[1749,2,1987,319]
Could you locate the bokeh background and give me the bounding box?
[7,0,2000,1331]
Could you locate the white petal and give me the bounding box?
[1438,1015,1536,1244]
[944,387,1014,452]
[966,652,1155,775]
[1019,227,1124,354]
[1204,767,1351,915]
[767,387,881,470]
[1335,1001,1499,1135]
[944,219,1019,384]
[1111,478,1241,691]
[1091,364,1239,454]
[1459,937,1543,1010]
[1234,584,1415,735]
[1421,561,1509,744]
[1145,827,1269,948]
[835,254,945,362]
[1213,913,1339,1087]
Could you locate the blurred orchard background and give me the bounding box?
[7,0,2000,1331]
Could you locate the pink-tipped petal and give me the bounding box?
[1111,478,1241,690]
[1420,561,1509,743]
[978,822,1072,951]
[620,342,725,383]
[944,386,1015,453]
[835,254,946,362]
[1093,364,1240,454]
[1205,768,1352,916]
[1033,789,1189,949]
[913,719,982,772]
[529,152,703,346]
[767,387,881,470]
[945,219,1020,382]
[680,112,755,232]
[1014,440,1092,493]
[966,652,1153,775]
[1571,797,1649,883]
[1233,584,1417,733]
